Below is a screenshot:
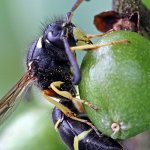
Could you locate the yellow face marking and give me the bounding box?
[73,129,92,150]
[37,36,42,49]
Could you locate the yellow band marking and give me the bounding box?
[37,36,43,48]
[54,119,62,132]
[73,129,92,150]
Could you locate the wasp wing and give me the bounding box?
[0,72,34,125]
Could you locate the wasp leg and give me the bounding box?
[43,91,100,137]
[43,90,76,117]
[70,115,101,137]
[86,31,114,39]
[71,39,129,52]
[50,81,98,110]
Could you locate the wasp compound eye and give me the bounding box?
[47,31,60,42]
[47,25,63,40]
[43,21,63,43]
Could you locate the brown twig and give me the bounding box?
[112,0,150,39]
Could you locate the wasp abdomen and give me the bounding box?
[52,100,123,150]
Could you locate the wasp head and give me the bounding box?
[43,20,76,48]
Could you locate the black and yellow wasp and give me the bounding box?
[0,0,125,149]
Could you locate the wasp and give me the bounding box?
[0,0,128,137]
[52,99,123,150]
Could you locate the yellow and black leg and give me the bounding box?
[86,31,114,40]
[43,90,100,136]
[71,39,129,52]
[50,81,98,110]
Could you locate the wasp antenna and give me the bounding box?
[62,38,81,85]
[61,0,84,84]
[66,0,84,23]
[70,0,84,13]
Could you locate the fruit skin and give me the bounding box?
[79,31,150,140]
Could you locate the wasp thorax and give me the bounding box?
[26,20,77,90]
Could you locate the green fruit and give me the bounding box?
[79,31,150,140]
[142,0,150,9]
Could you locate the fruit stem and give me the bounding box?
[111,122,120,133]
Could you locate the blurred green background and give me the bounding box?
[0,0,111,150]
